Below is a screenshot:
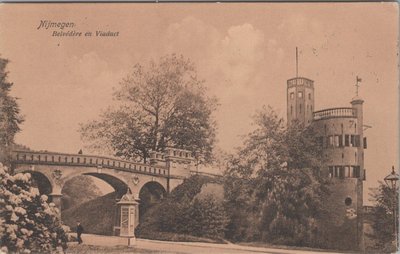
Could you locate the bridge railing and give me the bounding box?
[313,107,357,121]
[12,150,169,177]
[190,170,222,178]
[189,170,223,183]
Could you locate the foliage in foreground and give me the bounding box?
[0,57,24,165]
[0,164,68,253]
[223,106,330,248]
[137,175,228,240]
[367,181,399,253]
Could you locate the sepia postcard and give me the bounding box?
[0,2,398,254]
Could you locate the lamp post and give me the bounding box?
[384,166,399,249]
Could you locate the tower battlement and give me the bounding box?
[287,77,314,88]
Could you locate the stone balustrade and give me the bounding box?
[11,150,169,176]
[313,107,357,120]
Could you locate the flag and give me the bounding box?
[356,76,362,83]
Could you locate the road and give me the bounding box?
[75,234,347,254]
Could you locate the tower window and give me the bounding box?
[290,105,293,115]
[344,166,349,177]
[338,135,344,147]
[349,135,360,147]
[290,92,294,99]
[334,135,340,147]
[308,93,311,100]
[328,136,334,147]
[298,91,303,98]
[334,167,339,177]
[299,104,302,113]
[355,135,360,147]
[339,166,345,179]
[352,166,360,177]
[336,166,345,179]
[345,197,352,206]
[328,166,334,178]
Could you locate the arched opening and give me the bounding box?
[61,173,128,235]
[83,172,128,197]
[25,171,52,196]
[139,181,166,220]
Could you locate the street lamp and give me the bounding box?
[384,166,399,249]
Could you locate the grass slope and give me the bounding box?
[62,192,117,236]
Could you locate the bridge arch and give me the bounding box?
[62,171,129,197]
[14,169,55,195]
[25,171,53,196]
[138,181,167,219]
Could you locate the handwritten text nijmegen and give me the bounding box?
[37,20,119,37]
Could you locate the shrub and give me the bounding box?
[137,176,228,240]
[0,164,68,253]
[186,194,228,239]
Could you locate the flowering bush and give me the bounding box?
[0,164,68,253]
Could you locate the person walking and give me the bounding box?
[76,221,84,244]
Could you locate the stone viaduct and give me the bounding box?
[10,147,198,214]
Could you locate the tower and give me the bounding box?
[284,48,366,249]
[287,48,315,126]
[311,77,366,251]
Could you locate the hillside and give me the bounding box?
[62,192,117,235]
[62,176,224,238]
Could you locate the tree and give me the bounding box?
[223,106,329,246]
[185,194,228,239]
[61,175,102,211]
[0,57,24,164]
[137,175,228,240]
[80,54,217,163]
[0,164,68,253]
[368,181,399,253]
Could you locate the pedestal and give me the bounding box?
[127,237,136,247]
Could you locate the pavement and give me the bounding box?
[73,233,348,254]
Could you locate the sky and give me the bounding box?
[0,3,398,202]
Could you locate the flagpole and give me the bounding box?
[296,47,299,78]
[355,76,362,97]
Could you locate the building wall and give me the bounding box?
[322,178,364,250]
[313,117,363,178]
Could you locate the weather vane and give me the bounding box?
[355,76,362,96]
